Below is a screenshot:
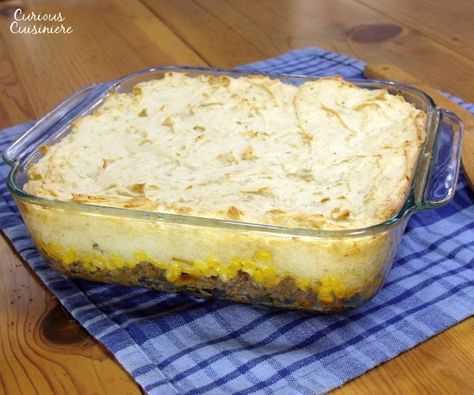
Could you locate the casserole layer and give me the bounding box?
[24,72,426,230]
[48,260,385,311]
[19,202,403,308]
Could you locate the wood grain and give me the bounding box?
[0,0,472,394]
[0,0,206,117]
[0,234,141,395]
[0,21,32,128]
[144,0,474,101]
[333,318,474,394]
[356,0,474,61]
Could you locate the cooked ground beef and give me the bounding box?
[49,260,368,312]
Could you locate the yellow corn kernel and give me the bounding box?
[260,265,278,286]
[255,250,272,262]
[134,251,149,263]
[203,266,218,277]
[228,260,242,273]
[318,289,334,304]
[296,277,311,291]
[192,260,208,274]
[332,283,347,298]
[216,265,233,282]
[62,249,76,265]
[45,243,63,261]
[165,263,182,282]
[110,253,125,269]
[104,259,116,271]
[91,254,107,270]
[205,256,219,265]
[149,259,166,269]
[318,276,349,303]
[217,260,240,282]
[83,262,96,272]
[241,260,256,276]
[253,268,264,284]
[193,258,218,277]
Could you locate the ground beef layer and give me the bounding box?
[48,260,382,312]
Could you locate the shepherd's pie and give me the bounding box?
[22,72,426,310]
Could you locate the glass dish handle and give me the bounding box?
[419,108,464,209]
[3,83,109,166]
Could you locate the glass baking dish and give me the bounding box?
[3,67,463,312]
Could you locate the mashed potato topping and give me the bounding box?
[25,73,426,230]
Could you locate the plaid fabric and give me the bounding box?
[1,48,473,395]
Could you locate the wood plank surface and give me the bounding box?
[356,0,474,61]
[0,0,206,116]
[0,235,141,395]
[144,0,474,101]
[0,0,472,394]
[0,24,32,128]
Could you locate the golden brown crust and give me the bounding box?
[24,73,426,230]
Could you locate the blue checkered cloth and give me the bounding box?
[1,48,473,394]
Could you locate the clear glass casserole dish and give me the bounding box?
[3,67,463,312]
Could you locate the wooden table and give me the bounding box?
[0,1,472,393]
